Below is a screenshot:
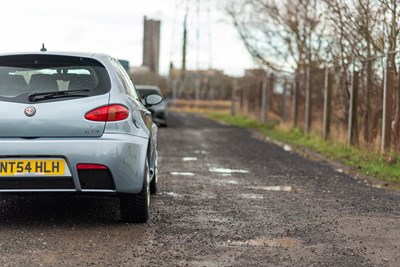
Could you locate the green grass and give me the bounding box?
[207,112,400,184]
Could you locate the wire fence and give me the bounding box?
[232,51,400,153]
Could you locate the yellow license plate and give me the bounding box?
[0,159,65,176]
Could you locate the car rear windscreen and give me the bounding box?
[0,54,111,103]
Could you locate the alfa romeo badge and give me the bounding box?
[24,106,36,117]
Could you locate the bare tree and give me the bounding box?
[226,0,327,72]
[378,0,400,151]
[227,0,400,153]
[325,0,384,142]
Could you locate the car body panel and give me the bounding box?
[0,51,159,196]
[0,134,148,193]
[0,94,110,137]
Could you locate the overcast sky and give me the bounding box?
[0,0,255,76]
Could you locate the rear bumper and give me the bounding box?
[0,134,148,194]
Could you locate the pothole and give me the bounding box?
[229,237,300,248]
[211,179,239,185]
[182,157,198,161]
[209,168,249,174]
[194,150,208,154]
[283,145,292,152]
[170,172,195,176]
[248,186,297,192]
[162,192,183,198]
[240,194,264,199]
[199,193,217,199]
[372,183,389,189]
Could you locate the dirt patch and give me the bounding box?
[231,236,301,248]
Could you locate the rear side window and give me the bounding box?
[0,54,111,103]
[111,59,140,100]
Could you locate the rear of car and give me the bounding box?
[0,52,158,223]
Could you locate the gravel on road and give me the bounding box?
[0,112,399,267]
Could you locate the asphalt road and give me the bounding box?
[0,112,399,267]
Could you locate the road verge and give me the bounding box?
[204,112,400,189]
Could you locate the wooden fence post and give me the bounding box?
[267,74,274,121]
[292,73,299,127]
[348,70,359,146]
[305,66,312,134]
[281,79,288,122]
[231,81,238,116]
[195,78,200,108]
[172,79,178,103]
[260,78,267,123]
[381,58,394,152]
[323,68,333,140]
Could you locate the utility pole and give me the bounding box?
[304,66,312,134]
[181,11,188,82]
[382,58,394,152]
[260,78,267,123]
[292,70,300,127]
[348,70,359,146]
[195,0,200,106]
[323,67,332,140]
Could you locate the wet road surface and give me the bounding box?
[0,112,399,266]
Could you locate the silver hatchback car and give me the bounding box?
[0,51,162,223]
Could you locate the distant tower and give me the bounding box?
[142,16,161,74]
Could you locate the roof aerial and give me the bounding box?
[40,43,47,52]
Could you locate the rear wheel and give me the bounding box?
[150,163,158,194]
[120,160,150,223]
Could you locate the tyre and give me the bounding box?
[120,160,150,223]
[150,163,158,194]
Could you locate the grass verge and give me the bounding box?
[207,112,400,184]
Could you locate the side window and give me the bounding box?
[110,59,139,100]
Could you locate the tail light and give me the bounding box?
[85,104,129,122]
[77,164,108,170]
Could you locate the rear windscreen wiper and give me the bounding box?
[28,89,90,102]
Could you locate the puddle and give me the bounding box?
[170,172,195,176]
[248,186,295,192]
[209,217,228,223]
[211,179,239,185]
[230,237,300,248]
[182,157,198,161]
[372,183,389,189]
[217,121,229,126]
[220,179,239,185]
[209,168,249,174]
[199,193,217,199]
[241,194,264,199]
[163,192,183,198]
[194,150,208,154]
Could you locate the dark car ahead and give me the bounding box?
[135,85,168,127]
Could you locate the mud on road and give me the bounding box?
[0,112,399,266]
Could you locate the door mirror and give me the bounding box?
[145,94,163,106]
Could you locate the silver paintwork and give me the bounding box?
[0,51,158,194]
